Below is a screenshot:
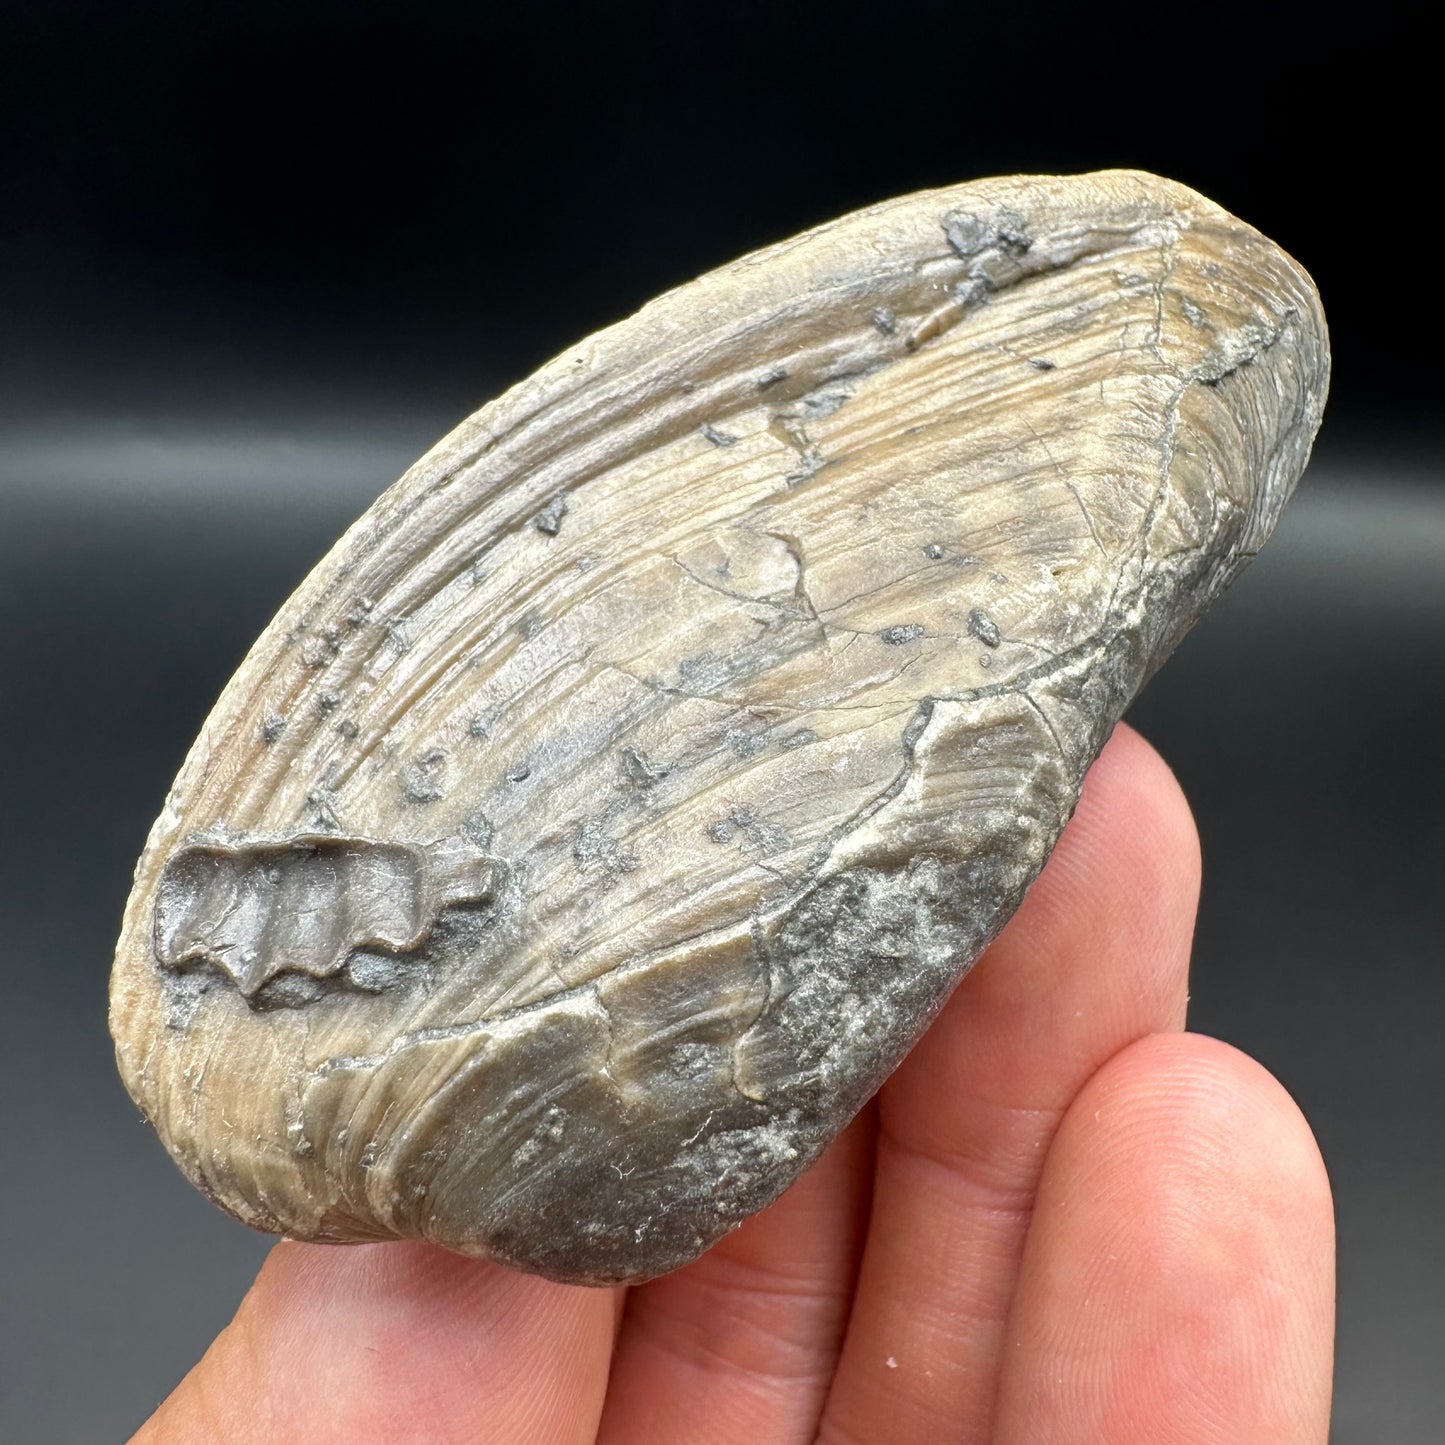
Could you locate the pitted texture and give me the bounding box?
[109,170,1328,1283]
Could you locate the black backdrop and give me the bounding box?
[2,3,1439,1441]
[3,0,1437,446]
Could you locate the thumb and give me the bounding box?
[131,1240,619,1445]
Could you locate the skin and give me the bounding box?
[132,724,1335,1443]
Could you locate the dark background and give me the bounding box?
[2,3,1439,1440]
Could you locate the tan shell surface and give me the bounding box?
[110,170,1328,1282]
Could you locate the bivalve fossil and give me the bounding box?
[110,170,1329,1283]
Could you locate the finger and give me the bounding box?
[995,1032,1335,1444]
[819,723,1200,1444]
[131,1241,619,1445]
[596,1106,875,1445]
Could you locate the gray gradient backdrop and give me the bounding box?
[2,2,1440,1440]
[4,435,1440,1442]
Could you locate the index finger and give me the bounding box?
[818,722,1201,1444]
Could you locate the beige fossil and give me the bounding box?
[109,170,1328,1283]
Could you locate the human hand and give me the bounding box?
[133,725,1334,1443]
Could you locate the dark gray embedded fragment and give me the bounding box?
[534,495,569,535]
[622,747,670,786]
[880,623,924,644]
[385,616,413,653]
[154,835,496,1001]
[942,210,991,258]
[401,748,449,804]
[700,422,737,448]
[942,205,1031,260]
[968,609,1002,648]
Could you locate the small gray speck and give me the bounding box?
[401,748,448,805]
[1028,357,1056,371]
[516,611,544,640]
[461,811,494,848]
[345,596,376,629]
[576,554,600,572]
[469,710,495,740]
[623,748,670,786]
[262,711,287,744]
[708,820,734,844]
[1181,298,1206,328]
[305,787,342,831]
[317,691,341,714]
[880,624,925,645]
[701,422,737,448]
[726,729,766,759]
[995,206,1031,255]
[730,807,790,855]
[784,447,825,485]
[969,609,1002,648]
[678,653,732,691]
[336,718,360,740]
[942,209,989,258]
[386,617,412,654]
[573,818,639,874]
[872,306,898,335]
[800,390,850,418]
[755,364,789,390]
[534,495,569,535]
[783,729,818,749]
[507,762,532,783]
[923,543,946,560]
[953,274,995,308]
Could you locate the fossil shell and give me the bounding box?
[109,170,1328,1283]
